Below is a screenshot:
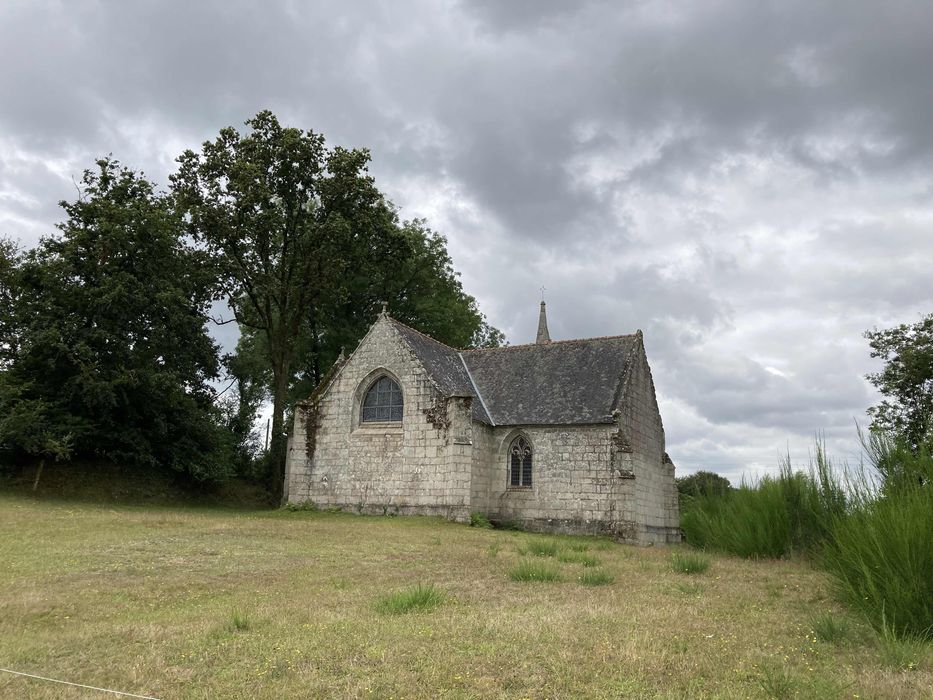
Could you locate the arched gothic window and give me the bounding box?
[360,376,403,423]
[509,435,533,487]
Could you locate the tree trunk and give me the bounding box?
[32,458,45,492]
[268,365,290,505]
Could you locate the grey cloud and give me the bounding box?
[1,0,932,474]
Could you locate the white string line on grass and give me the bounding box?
[0,667,160,699]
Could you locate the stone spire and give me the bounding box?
[536,300,551,344]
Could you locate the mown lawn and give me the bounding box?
[0,493,930,699]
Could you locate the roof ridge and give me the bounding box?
[463,332,638,353]
[387,316,462,353]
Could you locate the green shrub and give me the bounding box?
[681,443,845,559]
[519,538,560,558]
[469,511,493,528]
[820,440,933,640]
[671,551,710,574]
[375,583,444,615]
[579,569,614,586]
[508,560,562,582]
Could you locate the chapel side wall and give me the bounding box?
[482,424,635,537]
[469,422,497,514]
[285,318,471,521]
[616,342,681,543]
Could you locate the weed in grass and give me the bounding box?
[809,612,850,644]
[579,569,614,586]
[765,583,784,599]
[519,539,560,557]
[671,551,710,574]
[675,582,703,596]
[557,551,600,567]
[594,539,614,551]
[283,500,318,512]
[227,609,251,632]
[566,541,590,552]
[508,560,562,582]
[755,663,797,699]
[877,622,928,671]
[375,583,444,615]
[487,542,502,558]
[470,511,493,529]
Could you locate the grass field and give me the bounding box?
[0,493,930,699]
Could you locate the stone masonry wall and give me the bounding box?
[466,339,679,545]
[613,339,681,544]
[285,316,472,521]
[285,317,679,544]
[473,424,639,539]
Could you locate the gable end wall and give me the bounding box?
[613,341,680,543]
[285,317,472,520]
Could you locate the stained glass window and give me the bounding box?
[361,376,403,423]
[509,436,533,487]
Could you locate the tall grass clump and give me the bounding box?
[579,569,614,586]
[671,551,710,574]
[519,538,560,557]
[227,609,251,632]
[820,435,933,640]
[508,560,562,582]
[375,583,444,615]
[680,441,846,559]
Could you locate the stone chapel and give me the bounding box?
[284,303,681,544]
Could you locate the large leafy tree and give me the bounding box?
[172,111,501,501]
[865,315,933,450]
[288,216,503,401]
[0,236,20,368]
[0,158,229,479]
[172,111,380,502]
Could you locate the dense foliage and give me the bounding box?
[172,111,500,499]
[865,315,933,450]
[821,438,933,640]
[680,449,845,559]
[675,470,732,508]
[681,435,933,641]
[0,159,230,479]
[0,112,500,494]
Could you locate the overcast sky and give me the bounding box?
[2,1,932,481]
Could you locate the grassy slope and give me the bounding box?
[0,494,930,699]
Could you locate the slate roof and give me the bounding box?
[462,336,639,425]
[389,317,639,426]
[389,320,492,423]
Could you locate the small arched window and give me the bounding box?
[509,435,533,487]
[361,376,403,423]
